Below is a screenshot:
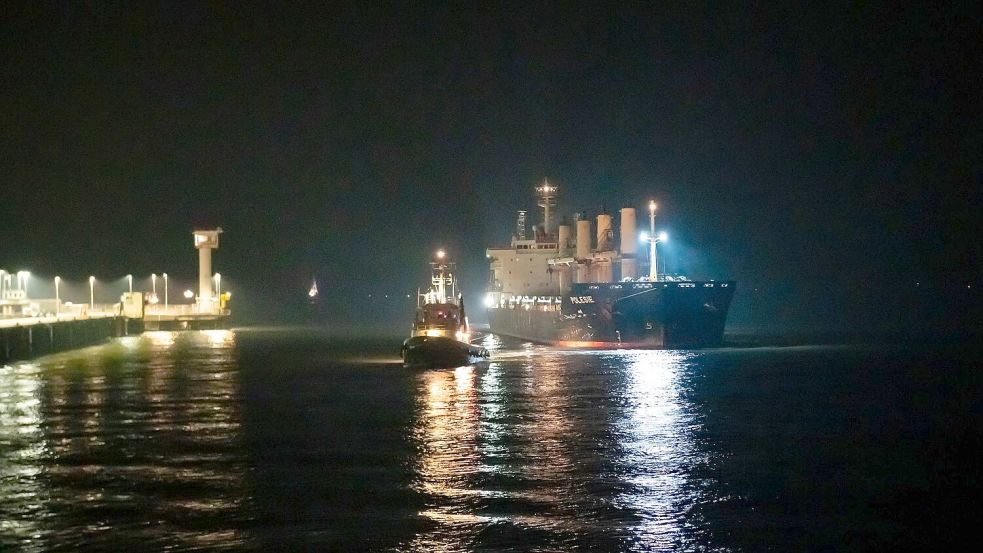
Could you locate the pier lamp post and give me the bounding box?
[0,270,6,298]
[54,276,61,315]
[214,273,221,297]
[127,274,133,294]
[151,273,157,296]
[89,276,95,310]
[162,273,168,308]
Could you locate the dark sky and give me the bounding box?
[1,2,979,330]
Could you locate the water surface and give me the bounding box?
[1,329,978,550]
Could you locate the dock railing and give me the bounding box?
[144,304,230,318]
[0,305,120,329]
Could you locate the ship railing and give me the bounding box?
[420,321,455,328]
[510,303,560,312]
[513,241,559,250]
[505,295,563,310]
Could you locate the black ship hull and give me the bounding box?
[401,336,490,368]
[488,281,735,348]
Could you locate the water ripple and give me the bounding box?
[2,331,973,550]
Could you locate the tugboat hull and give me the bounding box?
[401,336,489,368]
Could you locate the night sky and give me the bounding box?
[1,3,979,332]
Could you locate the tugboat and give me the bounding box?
[401,250,490,368]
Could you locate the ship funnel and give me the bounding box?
[557,224,570,256]
[620,207,638,279]
[596,213,613,252]
[575,218,591,283]
[576,219,591,258]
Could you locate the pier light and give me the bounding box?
[127,274,133,293]
[658,231,668,242]
[151,273,157,295]
[54,276,61,315]
[162,273,168,308]
[436,249,445,260]
[89,276,95,309]
[213,273,221,296]
[183,289,194,299]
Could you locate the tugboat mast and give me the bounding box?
[428,249,456,304]
[435,250,446,301]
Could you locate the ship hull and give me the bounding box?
[488,281,735,348]
[401,336,490,368]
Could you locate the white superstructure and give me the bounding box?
[485,181,669,309]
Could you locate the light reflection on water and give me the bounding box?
[3,330,963,550]
[617,351,704,550]
[406,348,708,551]
[2,332,718,551]
[0,331,248,552]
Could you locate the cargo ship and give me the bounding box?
[402,250,490,368]
[483,181,734,348]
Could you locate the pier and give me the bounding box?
[0,311,136,363]
[1,228,231,362]
[143,303,231,331]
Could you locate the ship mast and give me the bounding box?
[536,178,557,239]
[648,200,658,281]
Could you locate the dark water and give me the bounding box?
[1,329,979,551]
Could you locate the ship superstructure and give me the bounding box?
[411,251,468,340]
[484,180,734,347]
